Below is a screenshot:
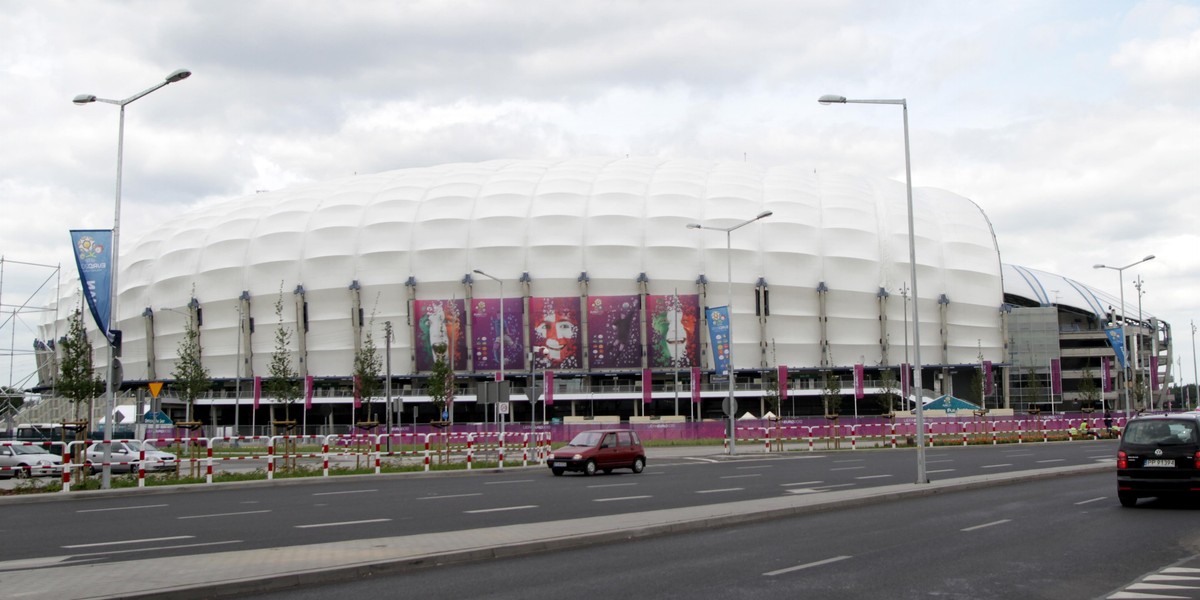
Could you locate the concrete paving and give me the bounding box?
[0,446,1110,600]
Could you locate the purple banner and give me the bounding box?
[414,299,468,371]
[1102,358,1112,393]
[1050,358,1062,395]
[587,295,642,369]
[643,368,652,404]
[854,363,865,399]
[778,365,788,402]
[983,361,994,396]
[1151,356,1159,390]
[544,371,554,405]
[901,363,910,401]
[691,367,701,404]
[530,296,582,370]
[647,294,700,368]
[471,298,525,372]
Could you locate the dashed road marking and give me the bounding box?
[764,555,852,576]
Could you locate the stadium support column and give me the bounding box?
[294,286,309,378]
[578,271,590,372]
[939,295,950,396]
[817,282,830,367]
[520,272,532,371]
[1000,305,1011,409]
[462,274,474,373]
[405,277,417,374]
[239,292,253,382]
[349,280,363,356]
[756,278,769,368]
[638,273,650,370]
[142,308,156,381]
[696,275,709,371]
[877,287,890,366]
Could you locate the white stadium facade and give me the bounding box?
[32,158,1176,428]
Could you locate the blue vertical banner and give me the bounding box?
[1104,327,1128,369]
[70,229,115,343]
[705,306,731,380]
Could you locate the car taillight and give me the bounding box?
[1117,450,1128,469]
[1194,451,1200,470]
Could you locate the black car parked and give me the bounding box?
[1117,412,1200,507]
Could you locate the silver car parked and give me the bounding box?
[0,444,63,479]
[85,440,178,474]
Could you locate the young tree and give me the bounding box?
[426,342,454,423]
[821,369,843,418]
[352,327,383,421]
[265,291,300,422]
[1077,364,1100,412]
[171,312,211,423]
[58,309,103,422]
[876,368,898,415]
[1023,366,1046,413]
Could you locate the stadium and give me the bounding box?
[29,158,1175,430]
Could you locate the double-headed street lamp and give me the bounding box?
[687,210,772,455]
[818,94,927,484]
[1094,255,1155,419]
[74,68,192,488]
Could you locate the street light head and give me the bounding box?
[1143,254,1156,262]
[72,94,97,105]
[1093,264,1106,269]
[818,94,847,105]
[472,269,484,275]
[686,223,702,229]
[756,210,773,220]
[165,69,192,83]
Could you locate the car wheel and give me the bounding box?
[85,461,97,476]
[16,465,31,479]
[584,460,597,476]
[551,468,565,476]
[1118,492,1138,508]
[632,457,645,474]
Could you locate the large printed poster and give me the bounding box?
[413,299,468,371]
[646,294,700,368]
[529,296,582,370]
[706,305,731,378]
[471,297,525,372]
[587,295,642,369]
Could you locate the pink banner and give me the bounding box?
[1050,358,1062,395]
[900,363,910,401]
[983,361,994,396]
[253,376,261,409]
[854,363,864,399]
[778,365,788,402]
[1102,358,1112,393]
[1151,356,1159,390]
[643,368,652,404]
[691,367,701,404]
[353,375,362,409]
[304,375,314,410]
[544,371,554,405]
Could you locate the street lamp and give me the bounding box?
[74,68,192,488]
[1094,255,1155,420]
[1191,320,1197,411]
[819,93,927,483]
[687,210,772,455]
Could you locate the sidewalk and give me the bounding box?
[0,459,1109,600]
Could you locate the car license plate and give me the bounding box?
[554,461,566,467]
[1144,459,1175,467]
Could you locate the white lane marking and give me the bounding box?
[764,555,852,576]
[1075,497,1107,505]
[1088,454,1114,460]
[855,474,893,480]
[1036,459,1065,464]
[961,519,1011,532]
[178,510,271,520]
[295,518,392,528]
[696,488,744,494]
[464,505,538,514]
[832,459,864,463]
[1163,568,1200,574]
[76,504,168,513]
[981,464,1012,469]
[1127,582,1200,590]
[721,474,762,479]
[1002,452,1034,457]
[737,465,773,470]
[593,496,652,502]
[685,457,720,463]
[926,459,954,464]
[816,483,855,489]
[1145,574,1200,582]
[485,479,534,485]
[12,541,243,570]
[588,483,637,488]
[927,469,956,474]
[831,466,865,471]
[418,493,482,500]
[780,481,823,487]
[63,536,192,549]
[313,489,377,496]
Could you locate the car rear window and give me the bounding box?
[1124,420,1198,445]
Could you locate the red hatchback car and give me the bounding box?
[549,429,646,476]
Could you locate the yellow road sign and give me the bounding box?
[148,381,164,398]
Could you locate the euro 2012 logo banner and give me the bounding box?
[414,299,468,371]
[646,294,700,368]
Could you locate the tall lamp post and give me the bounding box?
[472,270,506,430]
[1094,255,1154,420]
[687,210,772,455]
[73,68,192,489]
[818,94,927,483]
[1191,320,1197,411]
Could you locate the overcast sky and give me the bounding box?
[1,0,1197,391]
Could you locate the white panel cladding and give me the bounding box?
[43,158,1010,380]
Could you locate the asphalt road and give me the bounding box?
[0,441,1116,570]
[239,471,1200,600]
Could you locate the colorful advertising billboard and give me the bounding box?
[69,229,115,344]
[413,299,468,371]
[647,293,700,368]
[471,297,525,372]
[706,305,731,378]
[529,296,582,370]
[586,295,642,369]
